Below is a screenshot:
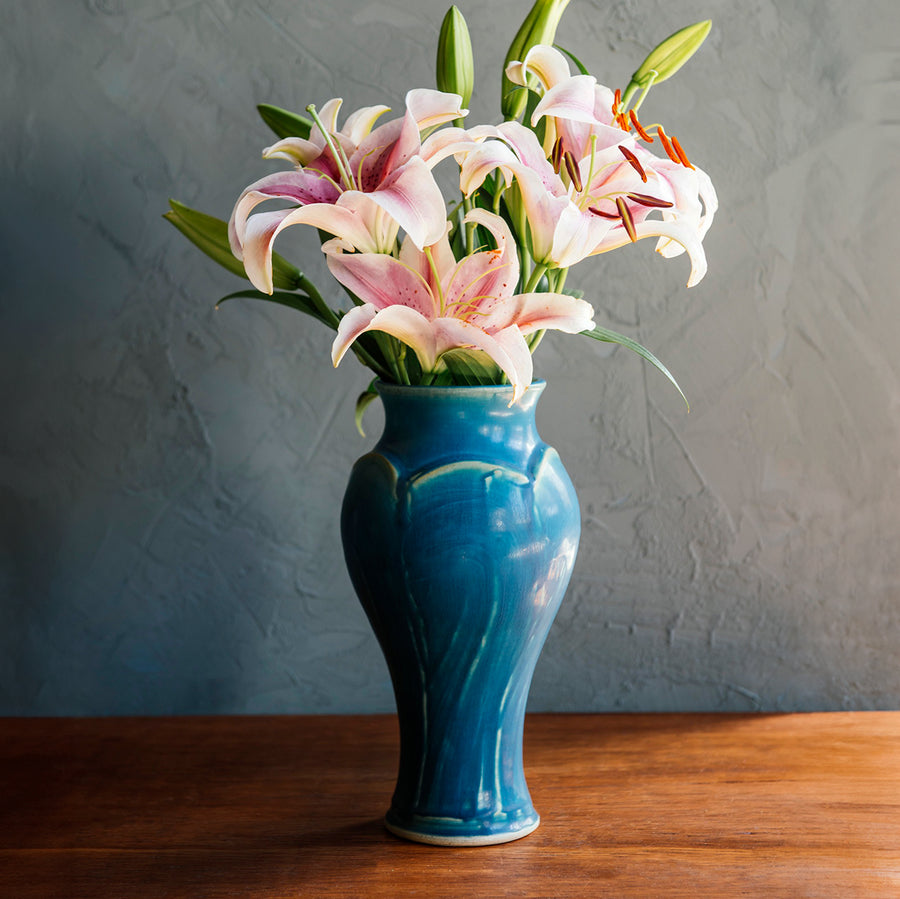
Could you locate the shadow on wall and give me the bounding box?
[0,133,377,715]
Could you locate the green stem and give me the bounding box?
[298,275,341,330]
[523,263,548,295]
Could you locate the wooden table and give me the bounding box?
[1,714,898,897]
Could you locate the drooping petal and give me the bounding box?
[591,217,708,286]
[404,88,467,130]
[458,139,521,196]
[325,243,436,315]
[332,304,438,370]
[531,74,601,127]
[228,170,342,255]
[364,156,448,250]
[419,126,479,167]
[505,44,572,91]
[262,136,324,167]
[482,291,596,335]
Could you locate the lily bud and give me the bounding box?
[436,6,474,109]
[626,20,711,94]
[501,0,571,121]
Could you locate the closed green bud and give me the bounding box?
[628,20,711,92]
[501,0,571,121]
[436,6,474,109]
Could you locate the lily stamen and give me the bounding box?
[589,205,620,220]
[671,135,695,170]
[551,136,564,174]
[629,109,654,143]
[618,145,647,183]
[656,125,682,166]
[615,196,638,242]
[563,151,583,193]
[627,192,673,208]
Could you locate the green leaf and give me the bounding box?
[628,20,711,91]
[354,380,380,437]
[581,327,689,410]
[437,348,502,385]
[216,289,338,330]
[257,104,313,140]
[553,43,590,76]
[165,200,301,291]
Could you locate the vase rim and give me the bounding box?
[376,379,546,399]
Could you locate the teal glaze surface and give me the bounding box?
[341,381,580,846]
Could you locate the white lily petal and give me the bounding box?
[506,44,572,91]
[532,74,601,127]
[341,104,391,145]
[486,291,596,335]
[366,156,448,249]
[404,88,467,130]
[262,137,323,167]
[594,218,708,287]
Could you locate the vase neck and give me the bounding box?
[374,382,545,468]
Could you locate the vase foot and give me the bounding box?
[384,810,540,847]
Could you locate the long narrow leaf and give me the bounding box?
[165,200,301,291]
[257,103,313,140]
[581,327,689,409]
[217,289,337,330]
[554,44,590,76]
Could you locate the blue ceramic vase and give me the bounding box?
[341,381,580,846]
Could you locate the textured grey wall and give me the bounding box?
[2,0,899,715]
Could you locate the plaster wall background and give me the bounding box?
[2,0,899,714]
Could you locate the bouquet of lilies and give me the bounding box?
[166,1,716,426]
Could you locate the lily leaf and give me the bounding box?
[554,43,590,76]
[257,103,314,140]
[437,348,503,385]
[216,289,338,330]
[165,200,301,291]
[354,380,380,437]
[581,327,688,410]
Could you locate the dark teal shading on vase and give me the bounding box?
[341,381,580,846]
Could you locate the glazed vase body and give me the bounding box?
[341,381,580,846]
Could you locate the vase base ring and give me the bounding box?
[384,813,540,847]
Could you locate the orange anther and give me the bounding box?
[656,126,681,165]
[671,135,695,170]
[629,110,653,143]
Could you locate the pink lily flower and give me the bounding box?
[500,44,717,281]
[326,209,595,402]
[229,89,467,294]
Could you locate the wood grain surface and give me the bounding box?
[1,713,898,897]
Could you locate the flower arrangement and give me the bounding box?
[166,1,716,425]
